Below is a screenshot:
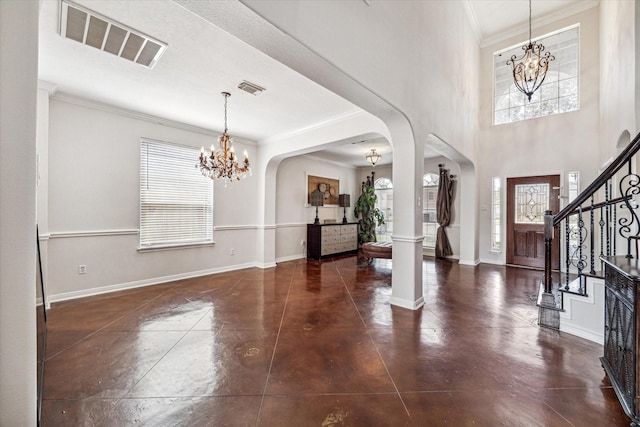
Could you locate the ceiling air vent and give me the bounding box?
[237,80,266,96]
[60,0,167,69]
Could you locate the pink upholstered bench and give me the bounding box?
[362,241,392,262]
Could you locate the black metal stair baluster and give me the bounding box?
[613,200,617,256]
[600,204,605,273]
[606,180,611,257]
[565,217,570,291]
[556,223,561,285]
[590,194,596,275]
[578,207,585,278]
[618,157,640,258]
[626,160,631,257]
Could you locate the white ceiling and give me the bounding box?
[38,0,597,168]
[39,0,360,143]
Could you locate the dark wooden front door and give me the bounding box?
[506,175,560,269]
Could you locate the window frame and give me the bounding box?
[566,171,581,259]
[139,138,214,251]
[374,177,393,243]
[493,24,580,125]
[491,177,502,253]
[422,173,439,248]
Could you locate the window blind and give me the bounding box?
[140,139,213,247]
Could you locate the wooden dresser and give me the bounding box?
[601,255,640,425]
[307,223,358,260]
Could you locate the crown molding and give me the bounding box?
[481,0,599,48]
[38,80,58,95]
[50,91,258,145]
[303,153,359,170]
[461,0,482,46]
[262,109,364,144]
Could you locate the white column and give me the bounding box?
[255,155,278,268]
[389,122,424,309]
[457,163,479,265]
[0,0,39,424]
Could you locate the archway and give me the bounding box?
[425,134,478,265]
[176,0,478,308]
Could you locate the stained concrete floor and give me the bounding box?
[41,255,629,426]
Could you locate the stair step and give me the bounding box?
[557,276,591,297]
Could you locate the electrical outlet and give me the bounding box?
[301,240,305,246]
[78,264,87,274]
[230,248,235,256]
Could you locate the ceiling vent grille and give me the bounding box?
[60,0,167,69]
[237,80,266,96]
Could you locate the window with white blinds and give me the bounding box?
[140,139,213,248]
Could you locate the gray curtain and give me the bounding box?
[436,165,454,258]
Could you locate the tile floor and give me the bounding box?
[41,255,630,426]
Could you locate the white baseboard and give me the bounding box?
[458,258,480,266]
[255,261,277,269]
[47,262,258,304]
[390,296,425,310]
[479,258,504,266]
[560,322,604,345]
[275,254,305,263]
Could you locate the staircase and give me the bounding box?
[539,131,640,341]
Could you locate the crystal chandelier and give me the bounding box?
[366,148,381,166]
[199,92,250,183]
[506,0,555,102]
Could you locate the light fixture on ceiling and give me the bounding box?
[366,148,382,166]
[506,0,555,102]
[199,92,251,184]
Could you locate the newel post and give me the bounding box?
[544,209,554,293]
[538,209,560,329]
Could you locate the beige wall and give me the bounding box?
[241,0,481,289]
[45,97,260,301]
[599,0,637,160]
[44,95,370,299]
[0,1,38,424]
[275,155,359,261]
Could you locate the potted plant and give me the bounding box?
[354,175,385,245]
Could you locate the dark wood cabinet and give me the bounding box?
[307,223,358,260]
[601,255,640,425]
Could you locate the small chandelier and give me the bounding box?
[366,148,382,166]
[199,91,250,183]
[506,0,555,102]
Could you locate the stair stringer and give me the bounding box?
[558,276,605,345]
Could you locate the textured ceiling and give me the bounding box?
[38,0,598,167]
[39,0,360,143]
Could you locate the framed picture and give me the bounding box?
[306,174,340,206]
